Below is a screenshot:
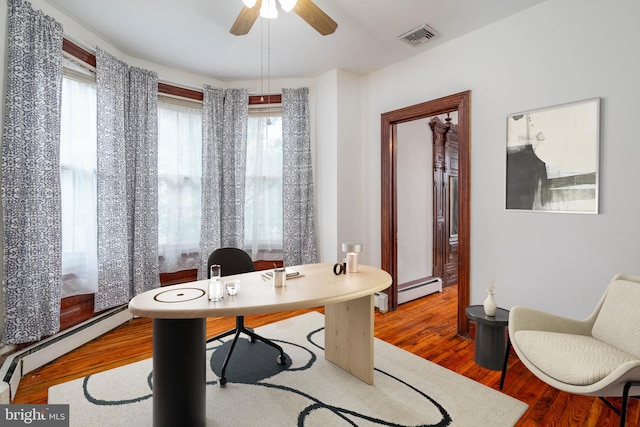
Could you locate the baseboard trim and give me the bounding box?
[398,278,443,304]
[0,305,133,403]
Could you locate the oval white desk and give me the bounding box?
[128,263,392,427]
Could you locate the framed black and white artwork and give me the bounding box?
[506,98,600,213]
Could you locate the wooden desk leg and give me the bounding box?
[324,294,374,384]
[153,318,206,427]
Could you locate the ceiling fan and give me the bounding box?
[230,0,338,36]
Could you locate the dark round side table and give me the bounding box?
[465,305,509,371]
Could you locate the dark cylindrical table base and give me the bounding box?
[465,306,509,371]
[153,318,206,427]
[474,322,507,370]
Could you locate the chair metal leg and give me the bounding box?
[597,381,640,427]
[208,327,237,343]
[620,381,640,427]
[600,396,621,416]
[243,327,286,364]
[499,337,511,390]
[218,328,243,386]
[213,315,286,386]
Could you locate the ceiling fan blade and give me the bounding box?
[293,0,338,36]
[230,0,261,36]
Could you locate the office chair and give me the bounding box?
[207,247,286,385]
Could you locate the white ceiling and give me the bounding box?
[45,0,546,81]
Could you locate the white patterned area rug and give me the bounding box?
[49,312,527,426]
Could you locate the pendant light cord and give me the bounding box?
[260,18,264,102]
[267,18,272,125]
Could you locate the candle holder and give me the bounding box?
[342,243,363,273]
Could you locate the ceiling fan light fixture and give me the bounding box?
[230,0,336,36]
[278,0,297,12]
[260,0,278,19]
[242,0,257,8]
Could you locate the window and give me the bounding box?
[60,45,282,286]
[60,74,98,298]
[60,79,205,286]
[244,108,283,260]
[157,99,203,273]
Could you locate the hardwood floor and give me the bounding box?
[12,285,639,426]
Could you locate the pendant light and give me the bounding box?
[279,0,297,12]
[243,0,298,18]
[260,0,278,19]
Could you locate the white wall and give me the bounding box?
[312,69,364,265]
[315,70,339,262]
[396,119,433,284]
[361,0,640,319]
[336,70,364,262]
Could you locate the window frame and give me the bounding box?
[61,37,284,287]
[244,104,284,260]
[156,97,203,274]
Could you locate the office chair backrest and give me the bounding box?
[207,247,256,278]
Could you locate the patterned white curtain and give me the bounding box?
[282,88,318,266]
[157,102,202,273]
[95,48,159,311]
[198,87,249,279]
[1,0,63,344]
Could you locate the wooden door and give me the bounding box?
[430,116,459,286]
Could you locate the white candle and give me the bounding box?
[273,268,286,287]
[346,252,359,273]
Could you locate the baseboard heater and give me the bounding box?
[374,292,389,313]
[0,305,133,403]
[397,277,443,305]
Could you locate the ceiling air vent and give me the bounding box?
[398,24,439,47]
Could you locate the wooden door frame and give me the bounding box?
[381,90,470,337]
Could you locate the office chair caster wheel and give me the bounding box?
[219,377,227,386]
[277,354,286,365]
[249,336,256,343]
